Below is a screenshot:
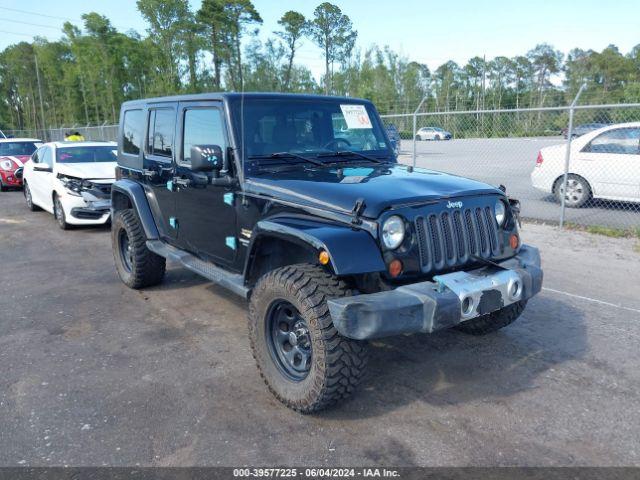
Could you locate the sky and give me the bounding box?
[0,0,639,79]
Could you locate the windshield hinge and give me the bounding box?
[351,198,366,225]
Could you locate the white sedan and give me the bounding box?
[22,141,117,229]
[531,122,640,207]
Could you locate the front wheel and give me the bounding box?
[23,182,40,211]
[454,300,527,335]
[248,264,368,413]
[53,194,69,230]
[111,209,166,289]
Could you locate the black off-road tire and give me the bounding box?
[248,264,368,413]
[112,209,166,289]
[454,300,527,335]
[23,182,40,211]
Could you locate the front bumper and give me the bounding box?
[0,169,23,187]
[328,244,543,340]
[60,191,111,225]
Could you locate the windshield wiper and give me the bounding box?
[317,150,385,164]
[248,152,324,167]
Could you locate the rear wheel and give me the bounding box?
[455,300,527,335]
[414,134,421,141]
[112,209,166,289]
[248,264,368,413]
[53,194,69,230]
[554,174,592,208]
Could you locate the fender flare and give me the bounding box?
[244,216,386,278]
[110,179,159,240]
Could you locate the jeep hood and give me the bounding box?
[245,164,502,218]
[55,162,117,180]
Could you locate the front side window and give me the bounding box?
[0,141,41,156]
[122,109,143,155]
[40,147,53,168]
[56,146,117,163]
[182,108,226,163]
[148,109,175,158]
[585,128,640,155]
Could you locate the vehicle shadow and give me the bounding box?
[319,295,587,419]
[541,194,640,213]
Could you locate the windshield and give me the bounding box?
[232,98,393,169]
[0,141,40,156]
[56,146,117,163]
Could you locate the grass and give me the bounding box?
[563,222,640,239]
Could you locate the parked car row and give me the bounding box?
[0,138,118,227]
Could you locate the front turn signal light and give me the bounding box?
[509,234,519,249]
[318,250,330,265]
[388,259,403,277]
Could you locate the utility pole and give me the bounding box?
[34,54,47,140]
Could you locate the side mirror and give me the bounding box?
[33,163,52,172]
[190,145,223,173]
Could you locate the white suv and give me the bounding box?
[22,141,117,229]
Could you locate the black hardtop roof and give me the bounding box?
[121,92,373,109]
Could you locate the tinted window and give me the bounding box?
[236,100,389,159]
[0,141,40,156]
[56,146,118,163]
[182,108,225,162]
[122,109,143,155]
[586,128,640,155]
[148,109,175,158]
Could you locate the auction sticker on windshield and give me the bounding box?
[340,104,372,129]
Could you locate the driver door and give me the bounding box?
[173,101,239,267]
[29,146,54,210]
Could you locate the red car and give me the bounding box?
[0,138,42,191]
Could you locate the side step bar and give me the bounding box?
[146,240,249,298]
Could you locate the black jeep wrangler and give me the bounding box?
[110,93,543,412]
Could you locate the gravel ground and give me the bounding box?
[1,190,639,467]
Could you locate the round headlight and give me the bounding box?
[495,200,506,226]
[0,160,13,171]
[382,215,405,250]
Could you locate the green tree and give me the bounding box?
[275,10,307,90]
[308,2,357,95]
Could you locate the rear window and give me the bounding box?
[0,141,40,156]
[147,109,175,158]
[56,146,117,163]
[122,109,143,155]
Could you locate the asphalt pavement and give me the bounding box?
[2,191,640,466]
[398,137,640,229]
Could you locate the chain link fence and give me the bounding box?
[4,103,639,231]
[3,124,118,142]
[381,103,640,231]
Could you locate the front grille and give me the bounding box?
[415,206,503,272]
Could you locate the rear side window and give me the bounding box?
[148,109,175,158]
[182,108,225,163]
[122,109,143,155]
[585,128,640,155]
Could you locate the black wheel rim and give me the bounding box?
[266,300,312,381]
[118,229,134,272]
